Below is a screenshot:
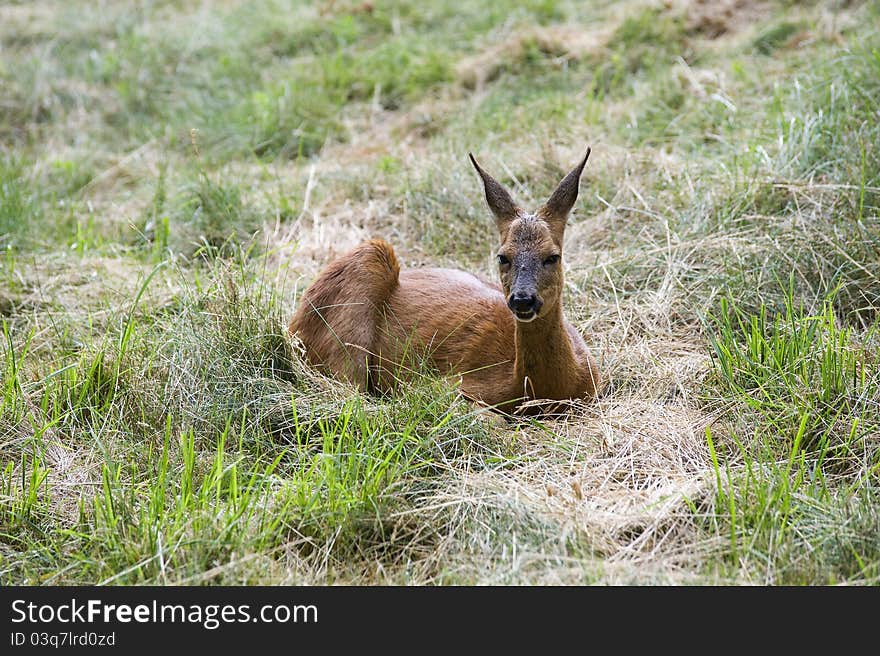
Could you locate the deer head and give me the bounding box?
[469,148,591,322]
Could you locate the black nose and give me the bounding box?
[508,292,539,314]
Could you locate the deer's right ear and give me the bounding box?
[469,153,519,229]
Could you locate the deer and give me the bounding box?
[288,148,600,415]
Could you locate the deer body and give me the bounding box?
[289,149,600,414]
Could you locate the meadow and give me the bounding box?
[1,0,878,584]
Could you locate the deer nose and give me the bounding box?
[508,292,540,314]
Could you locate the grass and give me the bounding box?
[0,157,40,250]
[706,282,878,458]
[1,0,878,585]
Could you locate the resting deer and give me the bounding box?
[289,148,600,414]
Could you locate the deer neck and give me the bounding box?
[512,303,577,398]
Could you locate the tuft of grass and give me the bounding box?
[72,418,292,584]
[0,158,39,250]
[150,169,267,260]
[752,21,802,56]
[591,6,688,98]
[0,451,51,551]
[705,283,879,465]
[704,422,880,584]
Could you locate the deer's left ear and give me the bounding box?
[538,147,591,236]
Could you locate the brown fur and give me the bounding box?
[289,238,400,389]
[289,149,600,415]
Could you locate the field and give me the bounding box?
[1,0,878,585]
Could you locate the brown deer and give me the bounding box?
[289,148,600,414]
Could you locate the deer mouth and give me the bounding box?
[513,310,538,322]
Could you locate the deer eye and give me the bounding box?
[543,254,560,266]
[497,254,510,266]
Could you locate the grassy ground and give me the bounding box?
[1,0,878,585]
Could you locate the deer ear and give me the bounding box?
[469,153,519,230]
[539,147,591,231]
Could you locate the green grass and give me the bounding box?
[752,21,803,56]
[703,280,879,583]
[0,157,40,250]
[706,283,878,459]
[1,0,879,585]
[706,424,880,584]
[592,4,689,98]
